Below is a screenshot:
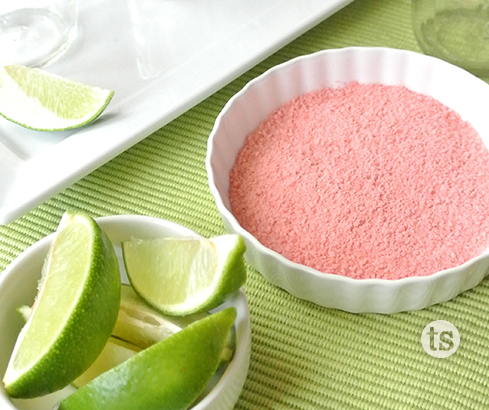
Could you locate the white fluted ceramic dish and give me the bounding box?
[206,47,489,313]
[0,215,251,410]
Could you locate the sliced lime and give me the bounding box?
[122,234,246,316]
[0,64,114,131]
[113,284,209,348]
[59,308,237,410]
[115,284,235,363]
[2,212,121,398]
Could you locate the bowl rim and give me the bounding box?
[0,214,251,410]
[205,46,489,311]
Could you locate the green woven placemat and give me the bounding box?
[2,1,489,409]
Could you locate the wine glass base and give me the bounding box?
[0,8,78,68]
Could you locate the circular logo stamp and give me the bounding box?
[421,320,460,358]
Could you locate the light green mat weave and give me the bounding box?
[2,1,489,409]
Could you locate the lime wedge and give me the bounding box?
[0,64,114,131]
[58,308,237,410]
[2,212,121,398]
[114,284,235,364]
[122,234,246,316]
[72,337,140,389]
[114,284,209,348]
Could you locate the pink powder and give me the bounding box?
[228,82,489,280]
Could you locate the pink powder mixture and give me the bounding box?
[228,82,489,280]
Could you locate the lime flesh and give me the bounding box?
[72,337,140,389]
[113,284,209,348]
[114,284,235,363]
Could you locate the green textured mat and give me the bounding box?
[2,0,489,409]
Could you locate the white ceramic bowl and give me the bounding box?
[206,46,489,314]
[0,215,251,410]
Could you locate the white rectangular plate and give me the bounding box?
[0,0,353,224]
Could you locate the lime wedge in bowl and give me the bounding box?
[59,308,237,410]
[122,234,246,316]
[3,212,121,398]
[114,284,235,363]
[0,64,113,131]
[71,337,141,389]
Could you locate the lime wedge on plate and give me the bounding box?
[0,64,114,131]
[122,234,246,316]
[59,308,237,410]
[2,212,121,398]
